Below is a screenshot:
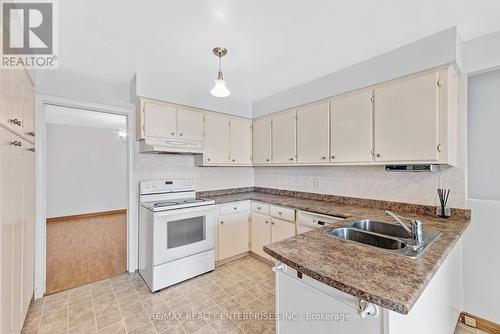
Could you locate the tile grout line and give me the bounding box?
[90,285,99,334]
[130,275,160,333]
[66,293,69,334]
[111,280,129,334]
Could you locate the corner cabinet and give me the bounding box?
[373,69,457,164]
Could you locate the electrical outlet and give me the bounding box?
[464,315,476,328]
[314,179,320,189]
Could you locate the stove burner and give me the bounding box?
[153,201,180,207]
[182,199,205,204]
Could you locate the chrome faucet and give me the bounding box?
[385,211,424,249]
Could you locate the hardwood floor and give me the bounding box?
[46,209,127,294]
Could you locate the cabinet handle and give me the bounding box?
[265,158,270,162]
[271,222,275,225]
[232,159,235,162]
[376,153,381,158]
[27,131,35,137]
[437,144,442,152]
[288,158,294,161]
[207,158,211,162]
[278,212,282,215]
[321,156,326,160]
[9,118,22,126]
[233,207,237,210]
[171,132,175,136]
[220,221,224,224]
[265,221,269,224]
[331,155,335,160]
[10,141,22,147]
[179,133,183,136]
[257,207,261,210]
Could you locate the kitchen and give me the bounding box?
[1,1,500,334]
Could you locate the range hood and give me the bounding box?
[139,137,204,154]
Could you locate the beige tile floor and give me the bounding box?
[22,255,489,334]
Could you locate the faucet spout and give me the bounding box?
[385,210,425,249]
[384,210,412,235]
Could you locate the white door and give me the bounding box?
[204,113,230,164]
[331,91,373,163]
[230,118,252,164]
[143,102,177,138]
[250,213,272,260]
[297,102,330,163]
[0,128,14,334]
[271,218,296,243]
[252,116,272,164]
[218,213,249,260]
[22,142,35,315]
[153,206,216,265]
[374,72,439,162]
[177,108,204,141]
[272,110,296,163]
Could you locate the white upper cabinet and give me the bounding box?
[143,101,177,138]
[272,110,296,164]
[204,113,230,164]
[330,90,373,163]
[252,116,272,164]
[297,101,330,163]
[374,71,442,162]
[230,118,252,165]
[177,108,204,141]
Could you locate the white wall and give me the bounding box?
[253,28,461,117]
[463,69,500,323]
[463,30,500,74]
[46,123,128,217]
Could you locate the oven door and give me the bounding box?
[153,205,216,265]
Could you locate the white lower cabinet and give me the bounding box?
[217,203,250,261]
[250,212,272,261]
[270,218,296,243]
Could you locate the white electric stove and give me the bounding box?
[138,179,216,292]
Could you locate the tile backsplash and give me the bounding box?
[135,145,465,208]
[254,165,465,208]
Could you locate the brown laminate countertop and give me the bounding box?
[203,191,470,315]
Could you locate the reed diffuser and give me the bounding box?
[437,188,451,218]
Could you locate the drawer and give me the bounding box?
[219,201,250,216]
[270,205,295,222]
[251,202,270,215]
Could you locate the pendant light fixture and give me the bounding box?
[210,47,231,97]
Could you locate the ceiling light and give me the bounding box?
[210,47,231,97]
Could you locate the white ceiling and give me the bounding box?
[45,105,126,131]
[55,0,500,106]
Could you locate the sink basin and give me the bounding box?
[324,220,441,258]
[349,220,411,239]
[326,228,406,250]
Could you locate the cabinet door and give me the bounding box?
[297,102,330,163]
[252,116,272,164]
[22,142,35,316]
[374,72,439,162]
[331,91,373,163]
[11,71,24,136]
[22,72,35,138]
[271,218,296,243]
[0,128,14,334]
[272,110,296,163]
[250,213,272,260]
[177,108,204,141]
[0,69,13,129]
[204,113,230,164]
[11,139,23,333]
[218,213,249,261]
[230,118,252,164]
[143,102,177,138]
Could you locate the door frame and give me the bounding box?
[34,94,136,298]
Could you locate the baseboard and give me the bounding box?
[249,252,274,265]
[460,312,500,334]
[46,209,127,223]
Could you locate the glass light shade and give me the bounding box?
[210,79,231,97]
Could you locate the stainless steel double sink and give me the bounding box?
[324,219,440,258]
